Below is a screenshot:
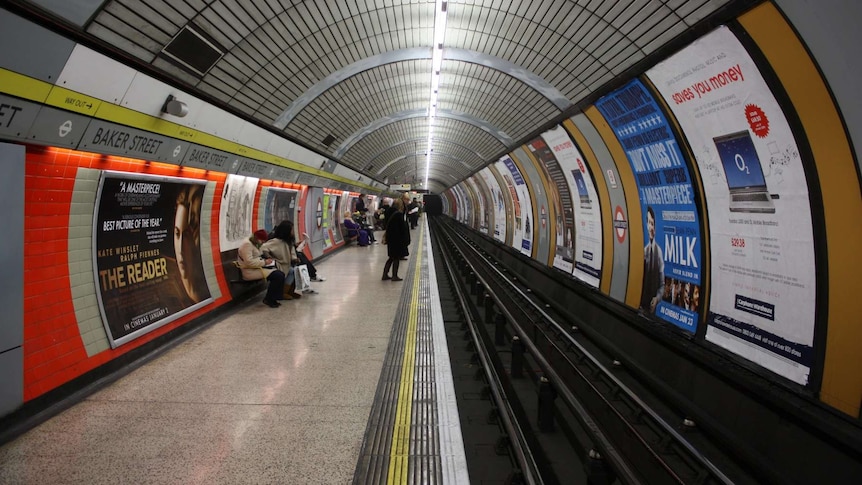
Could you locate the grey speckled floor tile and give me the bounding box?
[0,241,405,485]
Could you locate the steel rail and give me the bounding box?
[435,227,544,484]
[441,224,642,484]
[445,222,734,484]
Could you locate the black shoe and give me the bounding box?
[392,276,403,282]
[263,299,280,308]
[382,275,391,280]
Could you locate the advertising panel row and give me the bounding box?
[446,26,819,386]
[94,170,359,348]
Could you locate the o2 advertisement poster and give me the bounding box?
[94,172,212,347]
[595,79,703,333]
[647,26,816,384]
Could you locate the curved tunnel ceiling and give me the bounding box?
[38,0,733,194]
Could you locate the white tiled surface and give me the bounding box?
[0,238,405,485]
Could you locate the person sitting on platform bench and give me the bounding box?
[237,229,285,308]
[295,232,326,284]
[261,220,303,300]
[343,211,373,246]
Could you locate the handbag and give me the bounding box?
[381,232,387,244]
[294,264,311,292]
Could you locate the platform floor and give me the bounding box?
[0,219,466,484]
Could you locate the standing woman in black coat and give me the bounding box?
[382,198,409,281]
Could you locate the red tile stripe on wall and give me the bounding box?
[23,146,232,401]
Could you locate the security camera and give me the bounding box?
[162,95,188,117]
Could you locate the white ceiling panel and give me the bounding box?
[57,45,138,104]
[39,0,738,190]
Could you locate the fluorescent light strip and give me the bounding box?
[427,0,447,189]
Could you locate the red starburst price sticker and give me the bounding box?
[745,104,770,138]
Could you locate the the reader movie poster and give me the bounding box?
[94,172,212,347]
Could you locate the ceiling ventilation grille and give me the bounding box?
[161,25,224,77]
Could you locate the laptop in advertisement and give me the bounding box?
[713,130,776,213]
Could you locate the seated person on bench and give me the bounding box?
[296,232,326,283]
[354,211,377,242]
[343,211,374,245]
[237,229,285,308]
[261,220,303,300]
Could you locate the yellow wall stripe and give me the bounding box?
[585,106,644,309]
[739,4,862,416]
[0,68,52,102]
[387,224,424,483]
[563,118,613,296]
[45,86,102,117]
[0,68,377,191]
[508,152,539,259]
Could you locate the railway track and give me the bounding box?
[431,217,754,484]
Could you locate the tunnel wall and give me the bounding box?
[773,0,862,178]
[443,3,862,417]
[0,0,858,430]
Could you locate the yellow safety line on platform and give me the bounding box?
[387,224,424,484]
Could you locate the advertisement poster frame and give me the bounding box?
[526,136,576,273]
[219,174,259,251]
[464,177,484,232]
[499,155,533,256]
[646,26,818,384]
[542,125,604,288]
[595,79,705,332]
[262,187,299,235]
[93,171,213,348]
[478,168,507,242]
[322,193,333,248]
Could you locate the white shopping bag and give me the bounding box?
[294,264,311,292]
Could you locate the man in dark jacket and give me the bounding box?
[407,197,420,229]
[355,194,367,215]
[382,198,410,281]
